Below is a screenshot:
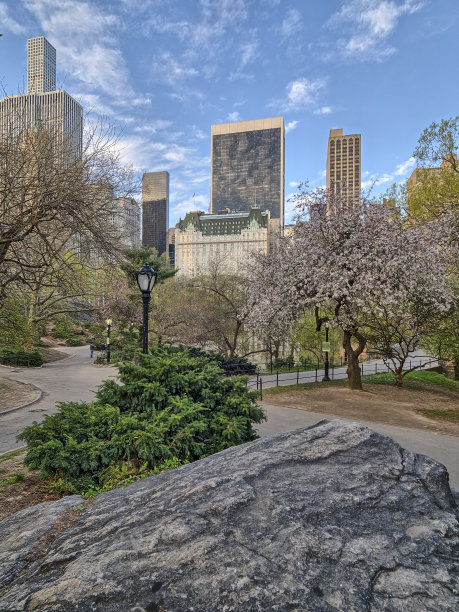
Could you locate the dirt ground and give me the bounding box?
[0,378,41,412]
[262,383,459,437]
[0,451,61,522]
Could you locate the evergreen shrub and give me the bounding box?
[170,346,257,375]
[19,347,265,493]
[0,347,43,367]
[65,336,85,346]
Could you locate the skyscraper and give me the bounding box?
[0,37,82,156]
[142,171,169,255]
[27,36,56,93]
[210,117,285,226]
[326,128,361,207]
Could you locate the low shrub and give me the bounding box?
[65,336,85,347]
[0,347,44,367]
[19,347,265,493]
[170,346,257,376]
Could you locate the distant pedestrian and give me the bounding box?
[100,342,106,355]
[89,343,94,358]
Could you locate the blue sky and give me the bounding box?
[1,0,458,225]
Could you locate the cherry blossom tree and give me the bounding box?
[247,189,455,390]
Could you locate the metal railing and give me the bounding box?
[246,356,440,399]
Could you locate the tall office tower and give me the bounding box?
[116,197,141,248]
[142,171,169,255]
[0,37,82,156]
[326,128,361,208]
[210,117,285,226]
[27,36,56,93]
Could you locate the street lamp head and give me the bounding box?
[106,318,112,326]
[136,263,157,295]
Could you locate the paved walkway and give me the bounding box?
[0,345,116,455]
[257,404,459,489]
[1,347,456,490]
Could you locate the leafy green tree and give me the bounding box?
[120,246,176,290]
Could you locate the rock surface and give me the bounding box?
[0,420,458,611]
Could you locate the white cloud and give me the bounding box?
[313,106,334,115]
[0,2,27,34]
[394,156,415,175]
[328,0,423,61]
[226,111,241,122]
[279,8,303,43]
[275,77,327,112]
[171,194,209,221]
[133,120,173,134]
[228,39,259,81]
[289,180,299,188]
[285,120,299,133]
[22,0,151,110]
[361,172,393,189]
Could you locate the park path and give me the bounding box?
[257,404,459,490]
[1,347,456,490]
[0,345,116,455]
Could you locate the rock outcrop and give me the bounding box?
[1,420,458,611]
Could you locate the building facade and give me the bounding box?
[142,171,169,255]
[116,197,141,248]
[174,207,272,278]
[326,128,361,208]
[210,117,285,226]
[0,36,82,156]
[27,36,56,93]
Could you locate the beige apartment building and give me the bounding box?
[326,128,361,208]
[174,208,273,278]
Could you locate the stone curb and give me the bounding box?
[0,382,43,416]
[0,445,27,458]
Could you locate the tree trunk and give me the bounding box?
[395,369,404,387]
[342,330,366,391]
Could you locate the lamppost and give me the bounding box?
[322,323,331,382]
[136,263,157,354]
[106,318,112,364]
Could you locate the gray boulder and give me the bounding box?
[0,419,458,611]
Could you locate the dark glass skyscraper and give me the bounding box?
[210,117,285,225]
[142,171,169,255]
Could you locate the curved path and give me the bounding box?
[1,348,457,490]
[257,403,459,489]
[0,345,116,455]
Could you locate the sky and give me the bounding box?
[1,0,458,225]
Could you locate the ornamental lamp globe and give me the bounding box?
[136,263,157,294]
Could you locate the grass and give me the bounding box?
[262,370,458,396]
[361,370,459,392]
[0,472,25,492]
[416,408,459,424]
[0,448,25,464]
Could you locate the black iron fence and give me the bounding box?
[246,356,440,399]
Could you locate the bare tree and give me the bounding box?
[0,112,135,296]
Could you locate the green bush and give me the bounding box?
[52,315,75,339]
[65,336,85,347]
[169,346,257,375]
[0,347,43,367]
[18,347,265,493]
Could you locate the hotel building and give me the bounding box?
[174,207,273,278]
